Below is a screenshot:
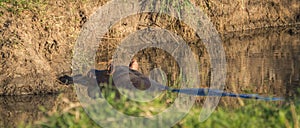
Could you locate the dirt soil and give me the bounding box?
[0,0,299,95]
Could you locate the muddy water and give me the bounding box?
[133,27,300,99]
[222,27,300,98]
[1,27,299,127]
[0,95,59,127]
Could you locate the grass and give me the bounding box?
[139,0,196,22]
[0,0,46,15]
[17,76,300,128]
[19,89,300,128]
[178,100,299,128]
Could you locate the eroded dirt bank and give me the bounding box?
[0,0,299,95]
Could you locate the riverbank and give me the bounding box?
[0,0,299,95]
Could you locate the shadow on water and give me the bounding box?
[0,27,299,127]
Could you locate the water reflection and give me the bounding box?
[130,27,300,100]
[222,27,300,98]
[0,95,58,127]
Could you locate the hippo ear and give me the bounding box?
[107,64,115,75]
[129,59,139,70]
[106,60,115,74]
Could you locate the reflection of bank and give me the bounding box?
[0,95,58,127]
[223,27,300,99]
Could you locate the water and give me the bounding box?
[0,95,59,127]
[1,26,299,127]
[222,27,300,98]
[134,27,300,99]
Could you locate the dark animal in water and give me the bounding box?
[58,60,283,101]
[59,66,167,98]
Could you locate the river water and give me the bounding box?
[0,26,299,127]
